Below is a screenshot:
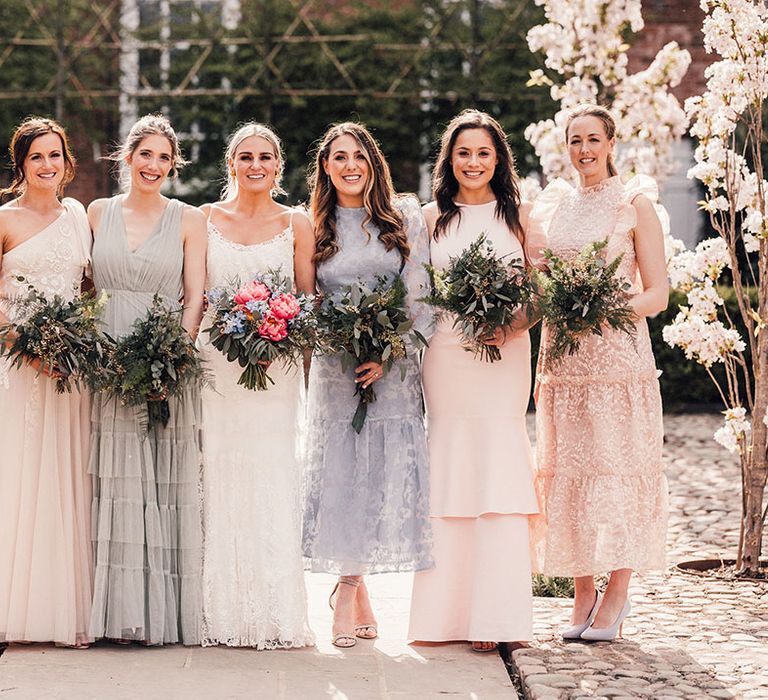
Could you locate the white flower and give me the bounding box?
[526,2,690,182]
[714,406,750,454]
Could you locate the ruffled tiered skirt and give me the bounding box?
[408,324,537,643]
[88,388,203,645]
[532,320,668,576]
[302,354,433,575]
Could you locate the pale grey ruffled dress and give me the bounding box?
[88,196,202,645]
[302,196,434,575]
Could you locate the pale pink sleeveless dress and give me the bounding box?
[408,201,543,643]
[0,198,93,645]
[531,175,668,576]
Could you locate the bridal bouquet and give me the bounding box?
[421,234,535,362]
[93,295,205,430]
[316,275,427,433]
[536,238,636,369]
[0,282,108,393]
[204,271,315,391]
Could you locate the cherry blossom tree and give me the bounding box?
[525,0,691,182]
[664,0,768,575]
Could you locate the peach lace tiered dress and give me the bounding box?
[531,175,669,577]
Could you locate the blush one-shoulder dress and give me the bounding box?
[530,175,668,577]
[0,199,93,646]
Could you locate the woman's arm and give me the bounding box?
[629,194,669,318]
[292,210,316,295]
[0,215,10,328]
[180,205,208,339]
[484,201,541,345]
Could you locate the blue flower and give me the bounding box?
[207,288,224,305]
[222,310,246,334]
[245,299,270,316]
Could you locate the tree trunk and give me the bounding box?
[741,280,768,575]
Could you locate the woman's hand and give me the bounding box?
[355,361,384,389]
[481,326,509,348]
[26,356,63,379]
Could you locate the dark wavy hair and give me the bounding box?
[308,122,409,265]
[432,110,524,252]
[1,117,76,198]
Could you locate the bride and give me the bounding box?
[197,123,315,649]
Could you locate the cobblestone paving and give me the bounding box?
[511,413,768,700]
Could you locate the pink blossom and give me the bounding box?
[269,293,301,320]
[234,280,271,305]
[258,314,288,342]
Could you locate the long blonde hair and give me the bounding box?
[308,122,409,265]
[222,122,286,200]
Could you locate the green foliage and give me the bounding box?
[529,286,755,410]
[422,233,534,362]
[93,296,207,431]
[531,574,574,598]
[0,285,108,393]
[1,1,551,204]
[316,275,427,433]
[536,239,636,370]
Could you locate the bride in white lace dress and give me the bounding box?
[197,124,315,649]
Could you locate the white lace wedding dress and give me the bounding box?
[198,210,314,649]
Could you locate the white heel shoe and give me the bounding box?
[561,589,603,640]
[580,598,631,642]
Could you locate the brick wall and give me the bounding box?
[628,0,713,100]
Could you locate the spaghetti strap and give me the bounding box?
[287,207,297,230]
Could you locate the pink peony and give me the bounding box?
[269,293,301,320]
[234,280,271,305]
[258,314,288,342]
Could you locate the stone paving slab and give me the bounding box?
[2,414,766,699]
[512,414,768,700]
[0,573,515,700]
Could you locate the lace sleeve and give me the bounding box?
[528,178,573,268]
[398,195,435,345]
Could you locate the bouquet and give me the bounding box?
[93,295,206,430]
[421,234,535,362]
[316,275,427,433]
[536,238,636,369]
[0,282,108,393]
[203,270,315,390]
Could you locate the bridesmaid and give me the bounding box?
[302,122,433,648]
[88,114,207,645]
[408,110,545,652]
[531,104,669,641]
[0,117,93,648]
[197,123,315,649]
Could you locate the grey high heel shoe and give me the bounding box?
[561,589,603,640]
[580,598,631,642]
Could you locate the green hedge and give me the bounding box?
[529,287,754,412]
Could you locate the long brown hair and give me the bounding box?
[1,117,76,198]
[565,104,619,177]
[308,122,409,265]
[106,113,188,190]
[432,110,524,248]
